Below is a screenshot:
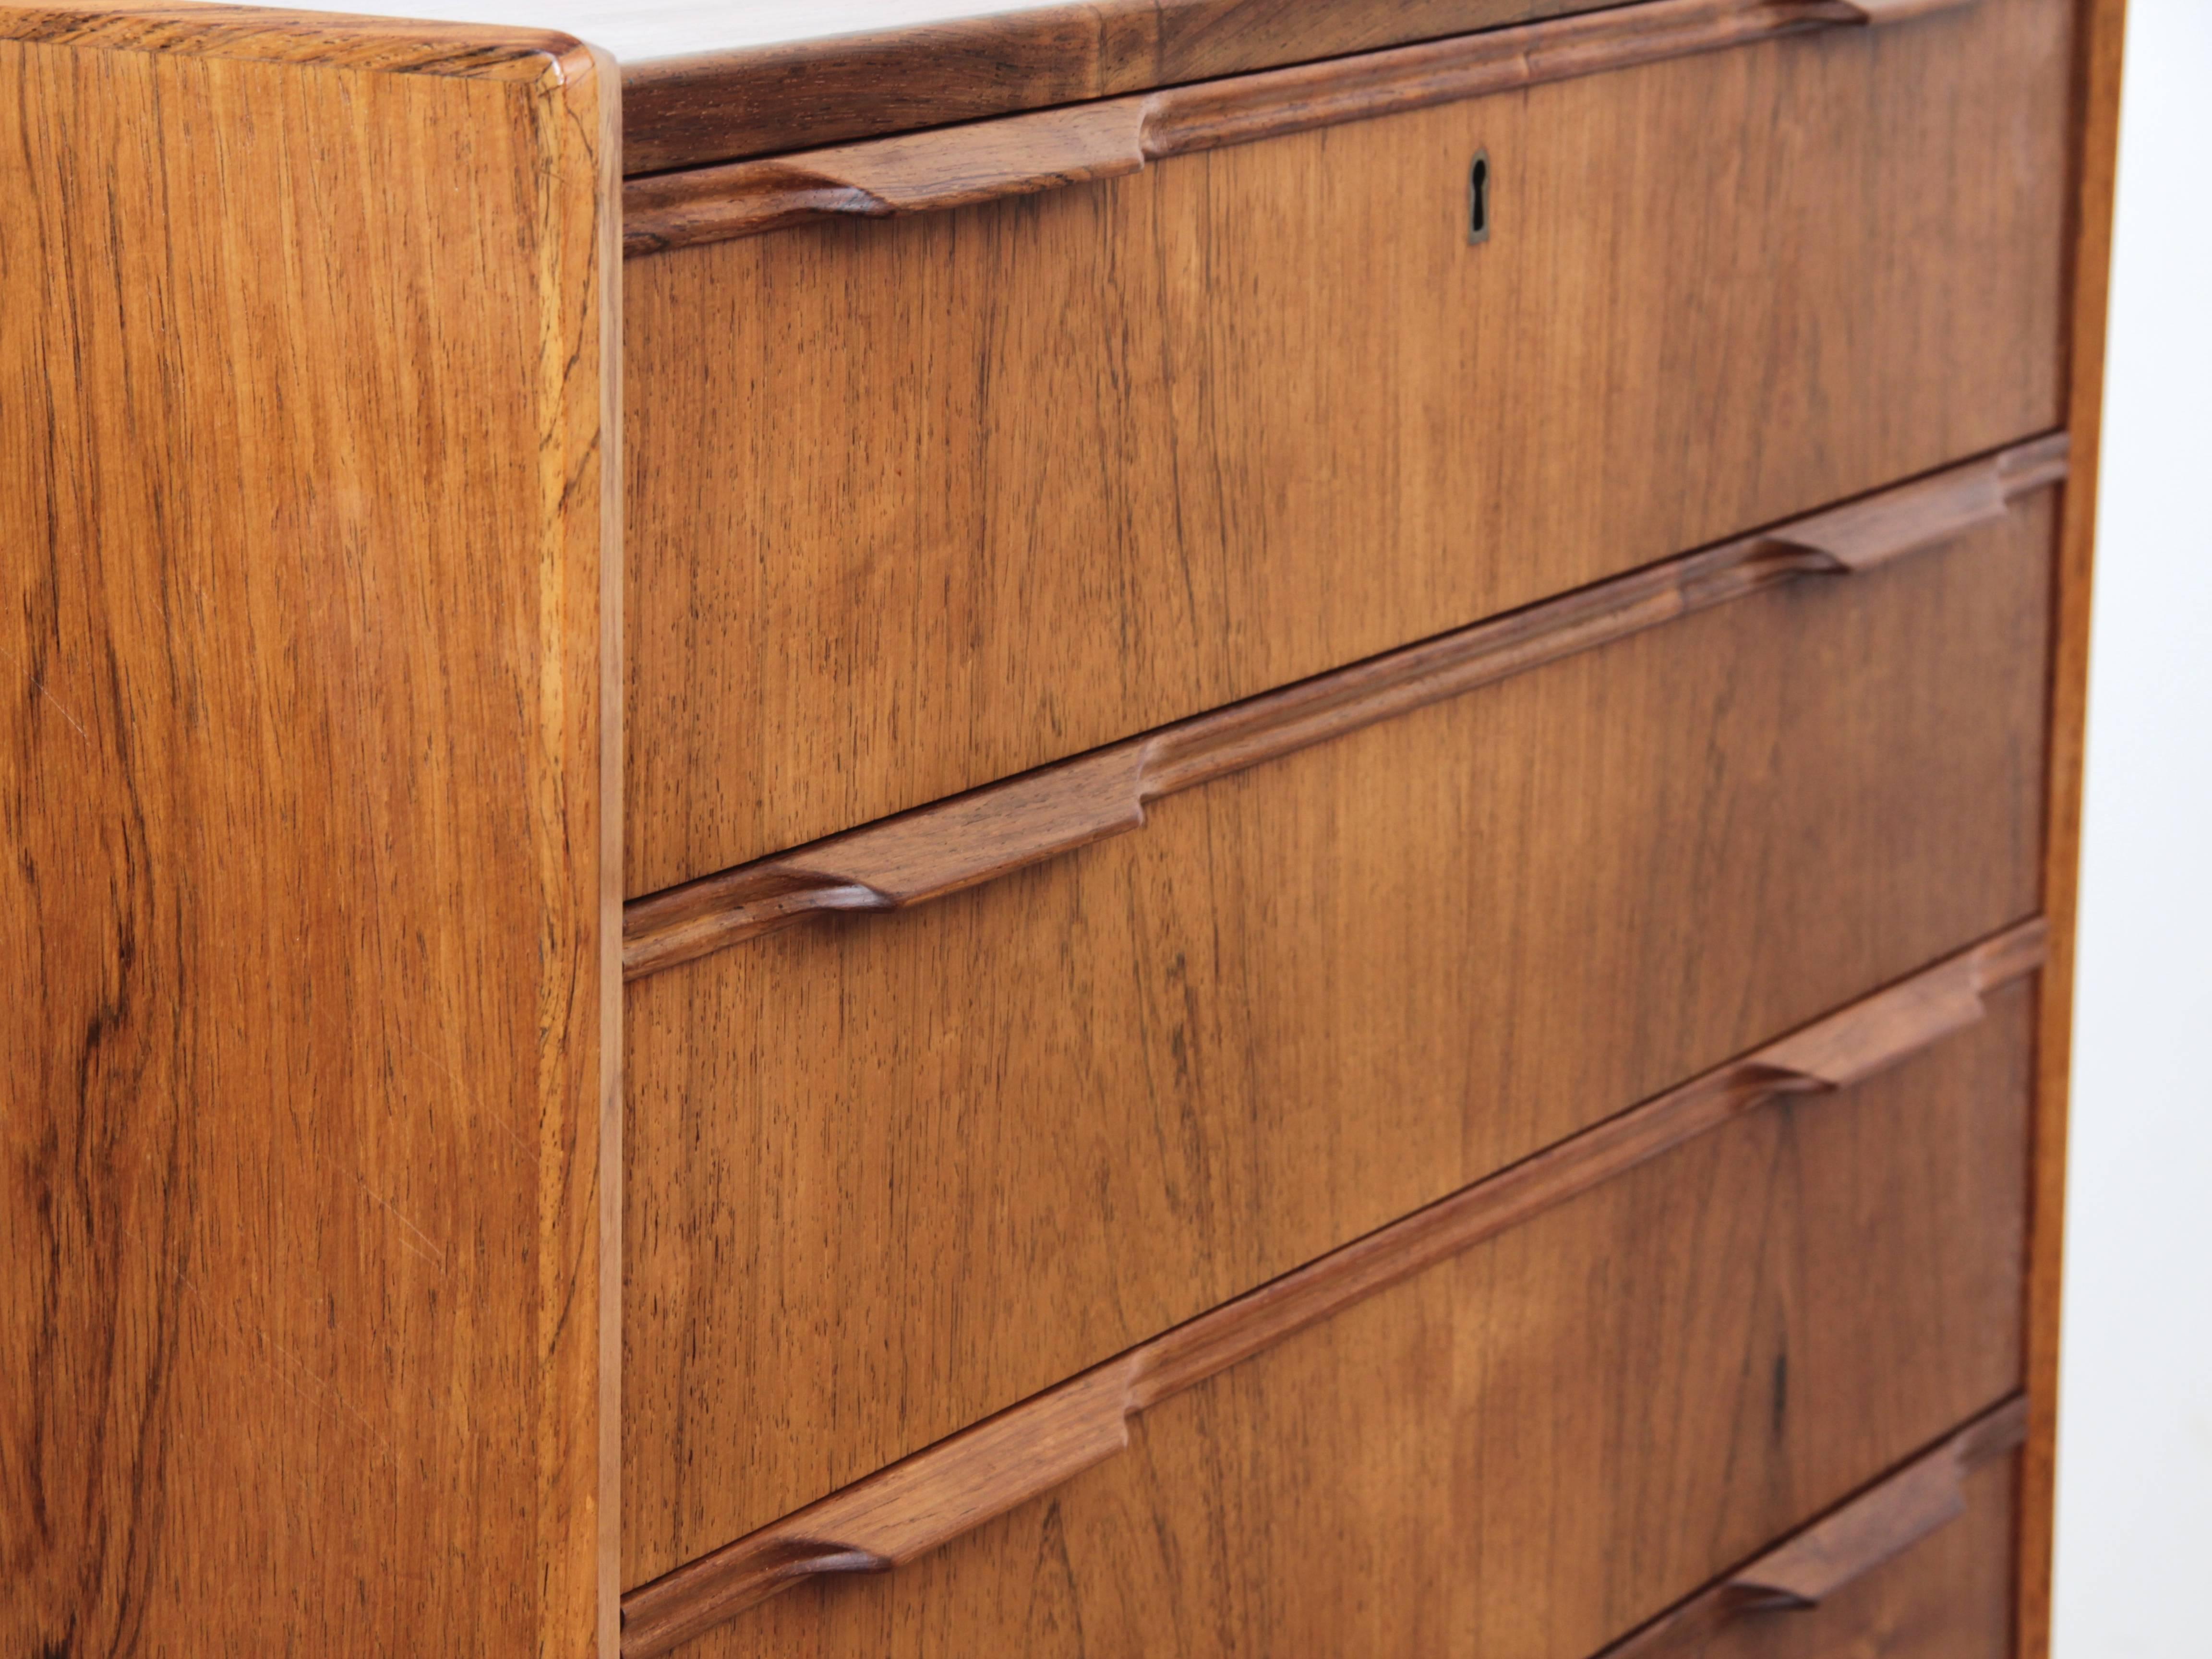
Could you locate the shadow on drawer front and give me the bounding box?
[637,974,2034,1657]
[623,0,2070,893]
[622,486,2053,1584]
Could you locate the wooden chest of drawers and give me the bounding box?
[2,0,2125,1654]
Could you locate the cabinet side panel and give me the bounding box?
[0,20,617,1656]
[2019,0,2128,1653]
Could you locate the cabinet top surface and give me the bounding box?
[301,0,1049,65]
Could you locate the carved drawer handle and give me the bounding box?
[625,0,1977,255]
[1594,1395,2030,1658]
[623,433,2067,982]
[616,921,2044,1657]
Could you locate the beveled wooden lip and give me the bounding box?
[618,921,2046,1655]
[621,433,2070,982]
[1592,1394,2030,1659]
[618,0,1605,175]
[622,0,1973,252]
[618,0,1967,179]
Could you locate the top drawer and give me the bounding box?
[624,0,2070,895]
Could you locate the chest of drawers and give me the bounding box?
[2,0,2124,1653]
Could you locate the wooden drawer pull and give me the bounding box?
[623,434,2066,982]
[624,0,1976,255]
[616,921,2044,1657]
[1594,1395,2030,1659]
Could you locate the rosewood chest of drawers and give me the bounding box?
[2,0,2124,1654]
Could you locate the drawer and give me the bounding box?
[1596,1408,2023,1659]
[621,470,2056,1584]
[623,0,2072,895]
[627,966,2037,1656]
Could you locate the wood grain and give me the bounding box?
[663,980,2038,1658]
[0,6,620,1654]
[622,496,2055,1584]
[1596,1397,2026,1658]
[623,0,1973,253]
[616,0,1960,175]
[623,926,2041,1655]
[619,0,1599,174]
[0,0,589,74]
[2014,5,2128,1657]
[1698,1456,2022,1659]
[623,0,2071,897]
[625,437,2066,977]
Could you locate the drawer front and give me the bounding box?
[1601,1437,2022,1659]
[624,0,2071,895]
[1661,1461,2019,1659]
[653,979,2034,1658]
[623,491,2053,1582]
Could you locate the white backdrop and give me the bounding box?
[2052,0,2212,1652]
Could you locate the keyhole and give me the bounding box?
[1468,150,1491,245]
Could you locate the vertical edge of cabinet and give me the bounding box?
[0,9,623,1658]
[2019,1,2127,1655]
[595,44,628,1659]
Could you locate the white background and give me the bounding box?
[2052,0,2212,1652]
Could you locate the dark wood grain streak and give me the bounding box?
[0,6,620,1653]
[618,924,2042,1657]
[622,0,1972,253]
[1596,1397,2029,1659]
[622,436,2064,979]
